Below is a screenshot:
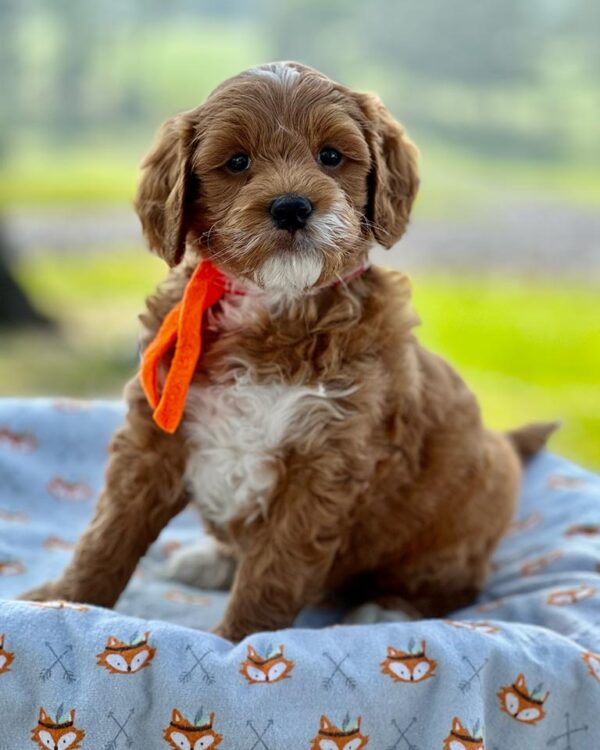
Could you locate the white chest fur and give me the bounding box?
[182,290,354,527]
[183,377,337,526]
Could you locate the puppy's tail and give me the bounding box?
[506,421,560,461]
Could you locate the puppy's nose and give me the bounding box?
[270,194,313,231]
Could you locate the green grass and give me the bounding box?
[0,250,164,396]
[1,250,598,469]
[0,16,267,207]
[419,142,600,215]
[412,274,600,470]
[0,146,139,206]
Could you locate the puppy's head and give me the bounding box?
[135,62,418,292]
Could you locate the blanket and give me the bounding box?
[1,398,599,749]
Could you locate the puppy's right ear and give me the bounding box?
[134,114,197,266]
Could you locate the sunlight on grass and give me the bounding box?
[1,251,598,469]
[412,273,600,469]
[421,143,600,209]
[0,147,139,206]
[1,249,163,396]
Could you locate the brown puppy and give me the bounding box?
[22,62,555,640]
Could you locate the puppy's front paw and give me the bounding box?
[18,580,73,603]
[211,622,245,643]
[161,537,236,590]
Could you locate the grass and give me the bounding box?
[0,249,163,396]
[0,146,139,206]
[1,250,598,470]
[412,274,600,470]
[419,142,600,215]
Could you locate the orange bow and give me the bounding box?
[140,260,228,433]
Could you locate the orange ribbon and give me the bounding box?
[141,259,368,434]
[140,260,228,434]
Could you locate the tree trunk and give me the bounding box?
[0,221,55,329]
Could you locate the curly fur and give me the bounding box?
[21,62,555,640]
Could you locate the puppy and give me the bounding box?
[22,62,555,640]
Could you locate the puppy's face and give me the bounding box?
[136,62,418,292]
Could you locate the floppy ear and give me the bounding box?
[134,113,197,266]
[356,93,419,248]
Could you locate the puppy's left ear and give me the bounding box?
[356,93,419,248]
[134,113,197,266]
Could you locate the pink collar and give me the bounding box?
[331,262,370,286]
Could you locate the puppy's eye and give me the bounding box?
[318,146,343,168]
[226,153,251,173]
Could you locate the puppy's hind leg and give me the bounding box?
[162,536,236,590]
[373,546,490,618]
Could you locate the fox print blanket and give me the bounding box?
[1,398,599,748]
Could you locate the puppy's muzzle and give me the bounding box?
[269,193,313,232]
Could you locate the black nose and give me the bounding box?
[270,194,313,231]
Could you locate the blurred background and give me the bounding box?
[0,0,598,468]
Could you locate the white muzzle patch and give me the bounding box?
[256,250,323,291]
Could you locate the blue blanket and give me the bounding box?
[1,398,599,749]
